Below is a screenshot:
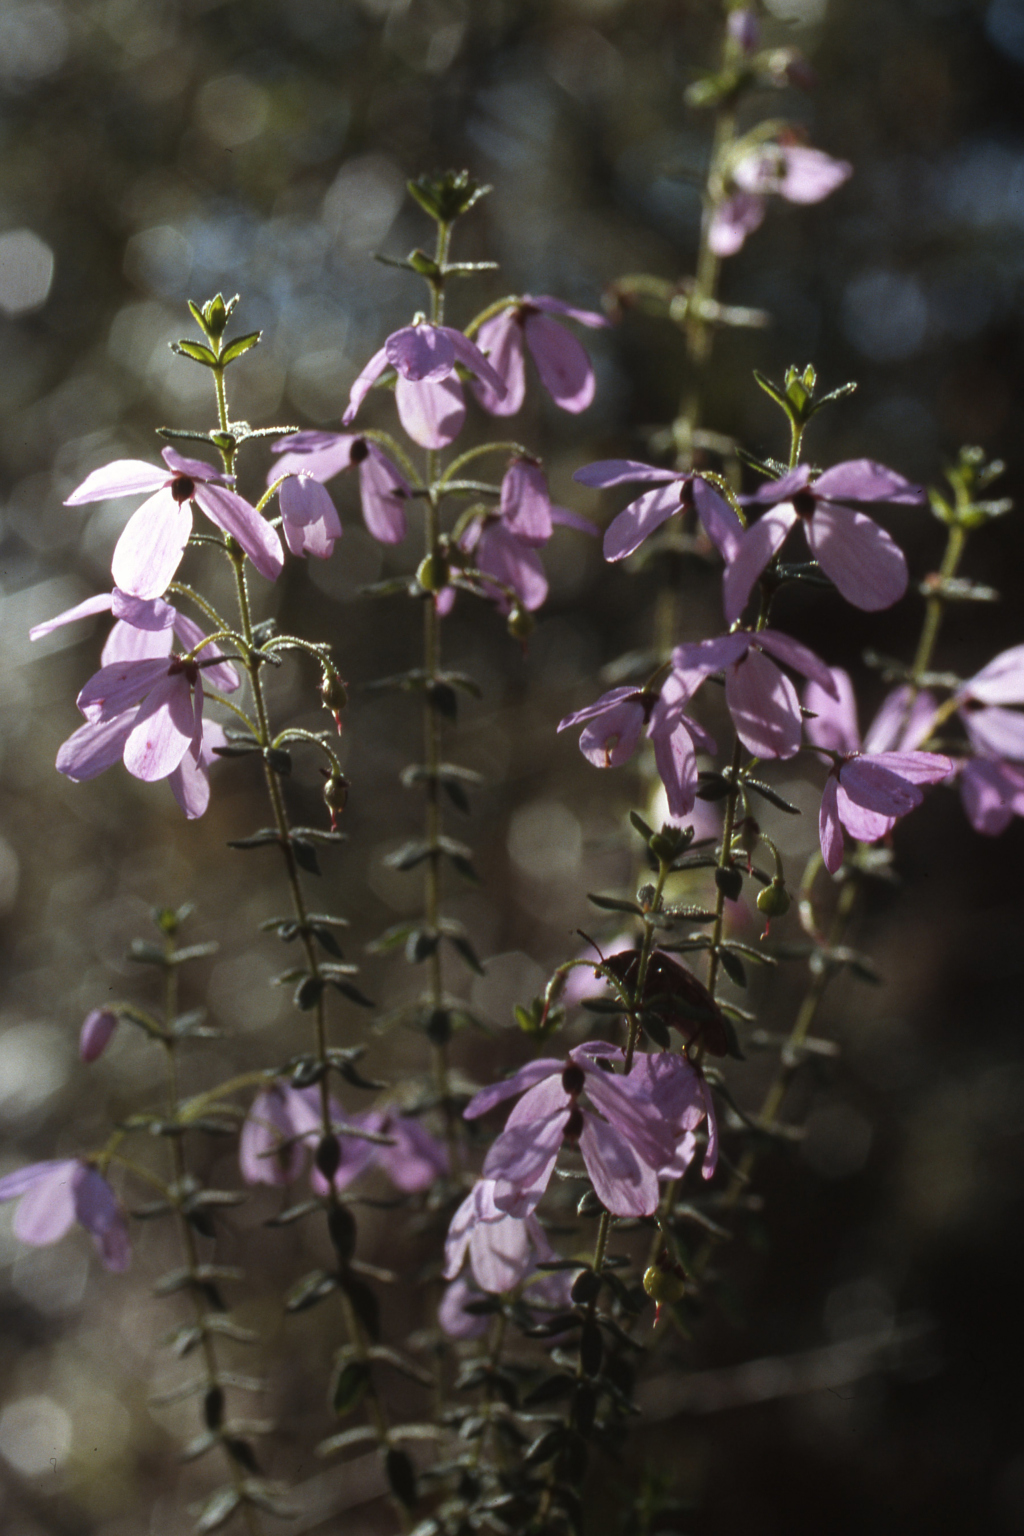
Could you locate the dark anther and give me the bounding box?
[561,1063,585,1097]
[349,438,369,465]
[170,474,195,504]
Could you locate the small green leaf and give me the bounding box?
[587,893,644,915]
[331,1359,370,1416]
[220,330,261,364]
[172,338,219,368]
[384,1446,417,1509]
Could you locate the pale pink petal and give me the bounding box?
[386,324,455,381]
[485,1110,565,1217]
[279,474,342,559]
[73,1167,130,1272]
[77,656,170,720]
[707,192,765,256]
[722,503,798,624]
[471,310,525,416]
[964,645,1024,706]
[866,750,952,786]
[699,1076,718,1178]
[12,1162,79,1244]
[745,466,813,506]
[469,1213,537,1291]
[463,1060,562,1119]
[963,706,1024,761]
[160,446,223,482]
[111,490,192,600]
[863,684,913,753]
[603,484,686,561]
[527,295,609,328]
[438,1276,490,1338]
[805,502,908,611]
[395,374,466,449]
[578,1113,659,1218]
[960,758,1024,835]
[835,784,895,843]
[838,756,924,816]
[578,700,646,767]
[123,672,195,781]
[102,620,173,667]
[270,431,361,483]
[56,713,134,780]
[581,1062,678,1172]
[476,523,548,612]
[804,668,861,755]
[694,477,743,562]
[172,611,239,693]
[524,312,595,412]
[777,146,852,204]
[194,484,284,583]
[29,592,113,641]
[80,1009,117,1062]
[500,459,552,546]
[358,446,409,544]
[446,328,509,400]
[559,687,642,731]
[756,629,839,695]
[672,631,752,675]
[819,775,845,873]
[813,459,924,506]
[342,345,389,424]
[573,460,680,490]
[726,649,802,759]
[110,591,176,629]
[0,1159,77,1202]
[168,746,211,820]
[550,506,600,536]
[64,460,169,506]
[652,721,699,818]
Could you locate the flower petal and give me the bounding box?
[438,1276,490,1339]
[813,459,924,506]
[804,668,861,755]
[386,324,456,381]
[777,145,852,203]
[835,784,895,842]
[524,312,595,412]
[194,484,284,583]
[463,1060,562,1120]
[707,192,765,256]
[578,1113,659,1218]
[485,1109,565,1217]
[652,720,699,818]
[102,618,174,667]
[279,474,342,559]
[123,671,195,781]
[476,523,548,612]
[960,758,1024,835]
[56,713,134,780]
[395,374,466,449]
[819,775,845,873]
[111,490,192,600]
[500,459,552,545]
[694,477,743,562]
[64,460,169,505]
[11,1161,79,1244]
[73,1167,131,1272]
[447,328,509,400]
[270,430,362,483]
[603,484,685,561]
[838,756,923,816]
[722,503,798,624]
[471,310,526,416]
[167,745,212,820]
[342,345,389,424]
[964,645,1024,706]
[805,502,908,611]
[573,460,681,490]
[756,629,839,695]
[726,648,802,759]
[578,700,646,767]
[527,294,609,328]
[77,656,171,720]
[469,1212,537,1291]
[172,611,239,693]
[357,446,409,544]
[672,632,752,675]
[964,705,1024,761]
[29,591,113,641]
[160,446,223,483]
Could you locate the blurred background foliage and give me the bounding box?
[2,0,1024,1532]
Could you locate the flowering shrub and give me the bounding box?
[6,8,1022,1535]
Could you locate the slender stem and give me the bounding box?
[624,858,670,1073]
[910,523,967,683]
[705,734,745,1000]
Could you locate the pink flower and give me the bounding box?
[270,432,411,545]
[471,295,609,417]
[0,1160,130,1272]
[65,446,283,600]
[558,677,715,819]
[671,628,839,760]
[724,461,921,621]
[80,1008,118,1063]
[343,322,507,449]
[947,647,1024,834]
[958,758,1024,835]
[708,142,852,257]
[276,474,342,559]
[573,459,742,563]
[804,670,952,872]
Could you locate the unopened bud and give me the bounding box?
[416,553,449,593]
[507,604,534,641]
[324,773,349,830]
[320,670,348,732]
[80,1008,118,1063]
[756,877,791,928]
[642,1264,686,1307]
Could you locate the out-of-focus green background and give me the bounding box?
[2,1,1024,1532]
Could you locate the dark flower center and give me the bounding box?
[350,438,369,465]
[563,1104,585,1142]
[792,489,816,519]
[170,474,196,504]
[168,656,199,684]
[561,1063,585,1097]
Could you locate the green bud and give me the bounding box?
[323,774,349,830]
[507,605,534,641]
[416,553,450,593]
[756,877,791,919]
[320,669,348,730]
[642,1264,686,1306]
[202,293,231,337]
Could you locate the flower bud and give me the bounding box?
[320,669,348,733]
[80,1008,118,1063]
[642,1264,686,1307]
[324,773,349,830]
[507,604,534,641]
[416,553,450,593]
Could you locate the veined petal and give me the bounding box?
[834,786,895,843]
[386,324,456,382]
[813,458,924,506]
[527,294,609,328]
[694,477,743,562]
[583,1067,677,1172]
[279,474,342,559]
[559,687,643,732]
[56,713,134,780]
[463,1060,562,1119]
[756,629,839,695]
[470,310,526,416]
[0,1159,78,1202]
[578,700,646,767]
[804,668,861,755]
[12,1161,79,1244]
[960,758,1024,835]
[838,756,924,816]
[964,645,1024,706]
[652,721,699,818]
[161,445,224,483]
[485,1109,565,1217]
[805,502,908,611]
[111,490,192,600]
[438,1276,490,1339]
[110,591,176,630]
[173,611,239,693]
[819,775,845,873]
[342,345,389,424]
[358,447,409,544]
[726,649,802,759]
[672,631,751,676]
[194,484,284,583]
[102,619,174,667]
[64,460,169,506]
[744,465,813,506]
[603,483,684,561]
[270,431,361,483]
[524,312,595,412]
[30,591,113,641]
[469,1212,537,1291]
[476,523,548,612]
[722,503,798,623]
[573,460,681,490]
[77,656,171,720]
[500,459,552,545]
[964,705,1024,761]
[578,1114,659,1218]
[123,671,195,781]
[395,374,466,449]
[447,328,509,399]
[167,745,211,820]
[867,749,953,786]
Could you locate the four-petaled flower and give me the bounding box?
[343,322,507,449]
[804,668,952,872]
[64,446,284,600]
[470,295,609,417]
[709,142,852,257]
[573,459,742,564]
[947,646,1024,834]
[0,1160,130,1272]
[725,460,922,621]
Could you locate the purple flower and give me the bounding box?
[708,142,852,257]
[65,446,283,599]
[439,1177,574,1338]
[464,1045,683,1219]
[573,459,743,564]
[958,757,1024,835]
[471,295,609,417]
[804,669,952,872]
[0,1160,130,1272]
[343,322,507,449]
[80,1008,118,1063]
[727,7,761,52]
[956,645,1024,762]
[276,474,342,559]
[270,432,411,545]
[725,461,920,621]
[558,677,715,819]
[671,628,839,760]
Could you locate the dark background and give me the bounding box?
[1,1,1024,1532]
